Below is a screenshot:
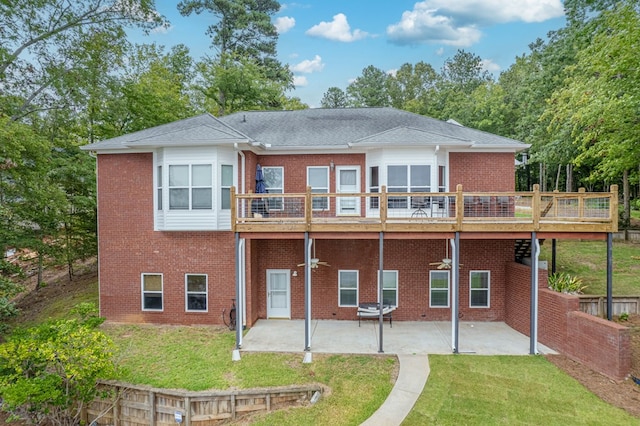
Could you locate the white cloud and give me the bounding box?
[481,58,501,73]
[292,55,324,73]
[151,24,173,34]
[436,47,445,56]
[293,75,308,87]
[387,69,398,77]
[275,16,295,33]
[387,0,563,46]
[306,13,369,42]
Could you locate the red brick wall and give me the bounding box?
[505,262,630,380]
[449,152,515,191]
[251,238,513,322]
[97,154,236,325]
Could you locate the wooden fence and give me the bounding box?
[579,295,640,317]
[84,381,323,426]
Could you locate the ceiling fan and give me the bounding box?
[429,240,462,269]
[297,240,330,269]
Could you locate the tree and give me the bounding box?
[346,65,390,107]
[386,62,438,114]
[0,0,167,120]
[0,304,118,425]
[178,0,292,114]
[321,87,348,108]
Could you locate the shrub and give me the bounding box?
[0,303,117,425]
[548,272,587,294]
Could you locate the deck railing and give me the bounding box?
[231,184,618,234]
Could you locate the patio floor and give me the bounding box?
[241,320,556,356]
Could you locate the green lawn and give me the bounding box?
[403,355,637,425]
[539,240,640,295]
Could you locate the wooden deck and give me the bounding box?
[231,184,618,235]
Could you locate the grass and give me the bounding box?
[104,324,395,425]
[403,355,637,425]
[539,240,640,295]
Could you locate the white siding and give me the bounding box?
[154,146,237,231]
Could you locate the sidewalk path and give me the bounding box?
[360,354,430,426]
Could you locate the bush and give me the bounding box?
[548,272,586,294]
[0,303,117,425]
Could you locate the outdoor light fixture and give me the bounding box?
[330,160,335,171]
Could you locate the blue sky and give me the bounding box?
[138,1,566,107]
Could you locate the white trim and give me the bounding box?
[141,273,163,311]
[185,274,208,313]
[336,165,361,216]
[266,269,291,318]
[429,270,450,308]
[469,270,491,308]
[338,270,359,307]
[307,166,330,211]
[377,270,399,307]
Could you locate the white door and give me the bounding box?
[337,166,360,215]
[267,270,291,318]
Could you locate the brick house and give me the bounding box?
[82,107,620,361]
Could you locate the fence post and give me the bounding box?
[610,184,619,232]
[149,390,155,425]
[185,396,191,425]
[578,187,586,219]
[230,186,237,231]
[532,184,540,231]
[380,186,387,231]
[305,186,312,230]
[113,386,120,426]
[456,184,463,230]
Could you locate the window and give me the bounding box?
[186,274,208,312]
[221,165,233,210]
[378,270,398,307]
[438,165,446,192]
[308,166,329,210]
[387,165,430,209]
[430,270,450,308]
[142,274,163,311]
[369,166,379,209]
[470,271,490,308]
[263,166,284,210]
[338,270,358,307]
[169,164,212,210]
[157,166,162,210]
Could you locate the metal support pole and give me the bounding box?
[530,232,539,355]
[304,232,311,351]
[606,232,613,321]
[551,239,557,274]
[452,232,460,353]
[378,231,384,354]
[234,233,242,352]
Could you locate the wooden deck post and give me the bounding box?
[455,184,463,231]
[578,187,586,219]
[305,186,312,231]
[230,186,237,232]
[532,184,541,231]
[380,186,387,231]
[610,184,619,232]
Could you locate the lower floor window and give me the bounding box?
[470,271,490,308]
[142,273,163,311]
[338,270,358,307]
[430,270,450,307]
[186,274,208,311]
[379,270,398,307]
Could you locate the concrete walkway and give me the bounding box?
[360,354,430,426]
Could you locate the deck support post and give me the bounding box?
[304,232,312,352]
[452,232,460,353]
[378,232,385,353]
[233,232,242,360]
[530,232,539,355]
[606,232,613,320]
[551,239,557,274]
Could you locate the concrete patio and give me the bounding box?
[240,319,556,355]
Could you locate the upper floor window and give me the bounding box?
[169,164,212,210]
[388,165,430,209]
[263,166,284,210]
[221,165,233,210]
[157,166,163,210]
[438,165,446,192]
[308,166,329,210]
[369,166,379,209]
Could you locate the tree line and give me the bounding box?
[1,0,639,328]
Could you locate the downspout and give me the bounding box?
[606,233,613,321]
[234,143,246,217]
[239,238,246,333]
[304,234,312,354]
[232,232,242,361]
[451,233,460,353]
[530,233,539,355]
[378,231,384,354]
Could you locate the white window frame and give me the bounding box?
[167,164,213,210]
[307,166,329,211]
[263,166,284,211]
[377,270,398,307]
[469,270,490,308]
[220,164,233,210]
[157,165,163,210]
[141,273,163,311]
[387,164,431,209]
[338,270,359,307]
[185,274,208,312]
[429,270,450,308]
[369,166,379,209]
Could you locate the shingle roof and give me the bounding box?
[81,114,250,150]
[82,107,527,151]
